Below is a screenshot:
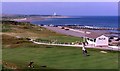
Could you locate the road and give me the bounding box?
[43,26,86,38]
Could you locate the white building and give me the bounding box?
[95,35,109,46]
[85,32,109,47]
[53,12,57,16]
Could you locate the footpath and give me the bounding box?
[30,39,120,51]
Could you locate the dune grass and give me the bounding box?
[2,21,83,44]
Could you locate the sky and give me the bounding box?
[1,0,120,2]
[2,2,118,16]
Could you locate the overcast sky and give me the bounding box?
[2,2,118,16]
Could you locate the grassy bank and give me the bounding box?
[2,21,83,42]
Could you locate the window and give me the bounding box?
[98,38,105,40]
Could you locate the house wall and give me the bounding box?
[95,35,108,46]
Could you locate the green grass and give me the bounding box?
[2,21,84,42]
[2,45,118,69]
[2,21,118,69]
[2,24,11,32]
[2,21,83,44]
[35,36,83,43]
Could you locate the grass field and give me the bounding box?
[3,44,118,69]
[35,36,83,43]
[2,21,119,70]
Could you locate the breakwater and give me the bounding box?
[66,25,118,30]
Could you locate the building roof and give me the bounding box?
[85,32,104,39]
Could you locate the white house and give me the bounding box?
[95,35,109,46]
[85,32,109,47]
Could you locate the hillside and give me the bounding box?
[2,20,83,48]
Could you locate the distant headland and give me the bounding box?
[2,14,70,22]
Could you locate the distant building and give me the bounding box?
[53,12,57,16]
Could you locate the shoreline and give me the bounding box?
[7,15,118,31]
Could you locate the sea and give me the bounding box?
[31,16,118,28]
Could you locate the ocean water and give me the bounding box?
[31,16,118,28]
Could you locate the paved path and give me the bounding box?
[30,39,120,51]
